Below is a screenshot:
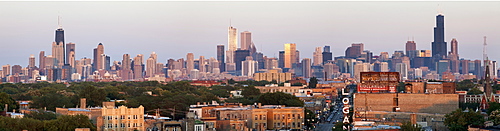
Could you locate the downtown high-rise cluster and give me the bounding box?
[0,12,497,83]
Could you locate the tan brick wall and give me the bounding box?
[354,93,458,114]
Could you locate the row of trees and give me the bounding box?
[0,114,95,131]
[1,80,308,120]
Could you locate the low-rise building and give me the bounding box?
[188,103,304,131]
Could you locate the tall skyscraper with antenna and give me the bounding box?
[431,12,447,59]
[227,26,237,63]
[225,24,238,72]
[55,16,65,64]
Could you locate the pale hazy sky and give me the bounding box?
[1,1,500,67]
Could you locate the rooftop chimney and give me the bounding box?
[80,98,86,109]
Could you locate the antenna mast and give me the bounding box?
[57,15,62,29]
[483,36,488,77]
[483,36,487,63]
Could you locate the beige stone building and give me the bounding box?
[98,105,145,131]
[253,69,292,83]
[255,84,305,94]
[56,98,145,131]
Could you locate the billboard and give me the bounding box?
[357,72,400,93]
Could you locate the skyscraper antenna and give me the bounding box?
[437,4,443,15]
[57,14,62,29]
[483,36,487,63]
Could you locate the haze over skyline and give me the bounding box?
[1,1,500,67]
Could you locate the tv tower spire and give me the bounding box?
[483,36,487,62]
[57,15,62,29]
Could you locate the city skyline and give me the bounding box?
[1,1,500,67]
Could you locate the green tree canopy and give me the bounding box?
[490,110,500,125]
[308,77,318,88]
[467,88,483,95]
[24,109,58,121]
[78,85,106,107]
[444,109,484,131]
[0,92,18,111]
[45,114,96,131]
[488,102,500,115]
[457,79,477,91]
[258,92,304,107]
[400,121,422,131]
[31,93,74,111]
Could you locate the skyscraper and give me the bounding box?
[122,54,131,70]
[121,54,132,80]
[235,50,250,71]
[301,58,311,78]
[405,40,417,58]
[217,45,225,72]
[278,51,285,69]
[227,26,237,64]
[55,16,65,64]
[66,43,75,65]
[345,43,363,58]
[68,51,75,68]
[29,54,35,69]
[93,43,105,71]
[405,40,416,53]
[199,56,206,72]
[395,63,408,80]
[284,43,296,68]
[241,56,257,77]
[39,51,46,74]
[146,57,156,78]
[146,52,157,78]
[322,45,332,64]
[431,14,447,59]
[133,54,144,80]
[460,59,469,75]
[2,64,11,77]
[449,38,459,60]
[240,31,251,50]
[186,53,194,73]
[52,42,64,67]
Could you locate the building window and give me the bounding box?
[255,123,258,128]
[263,115,266,120]
[255,115,258,120]
[297,122,300,127]
[292,114,295,119]
[259,115,262,120]
[195,125,203,131]
[121,115,125,119]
